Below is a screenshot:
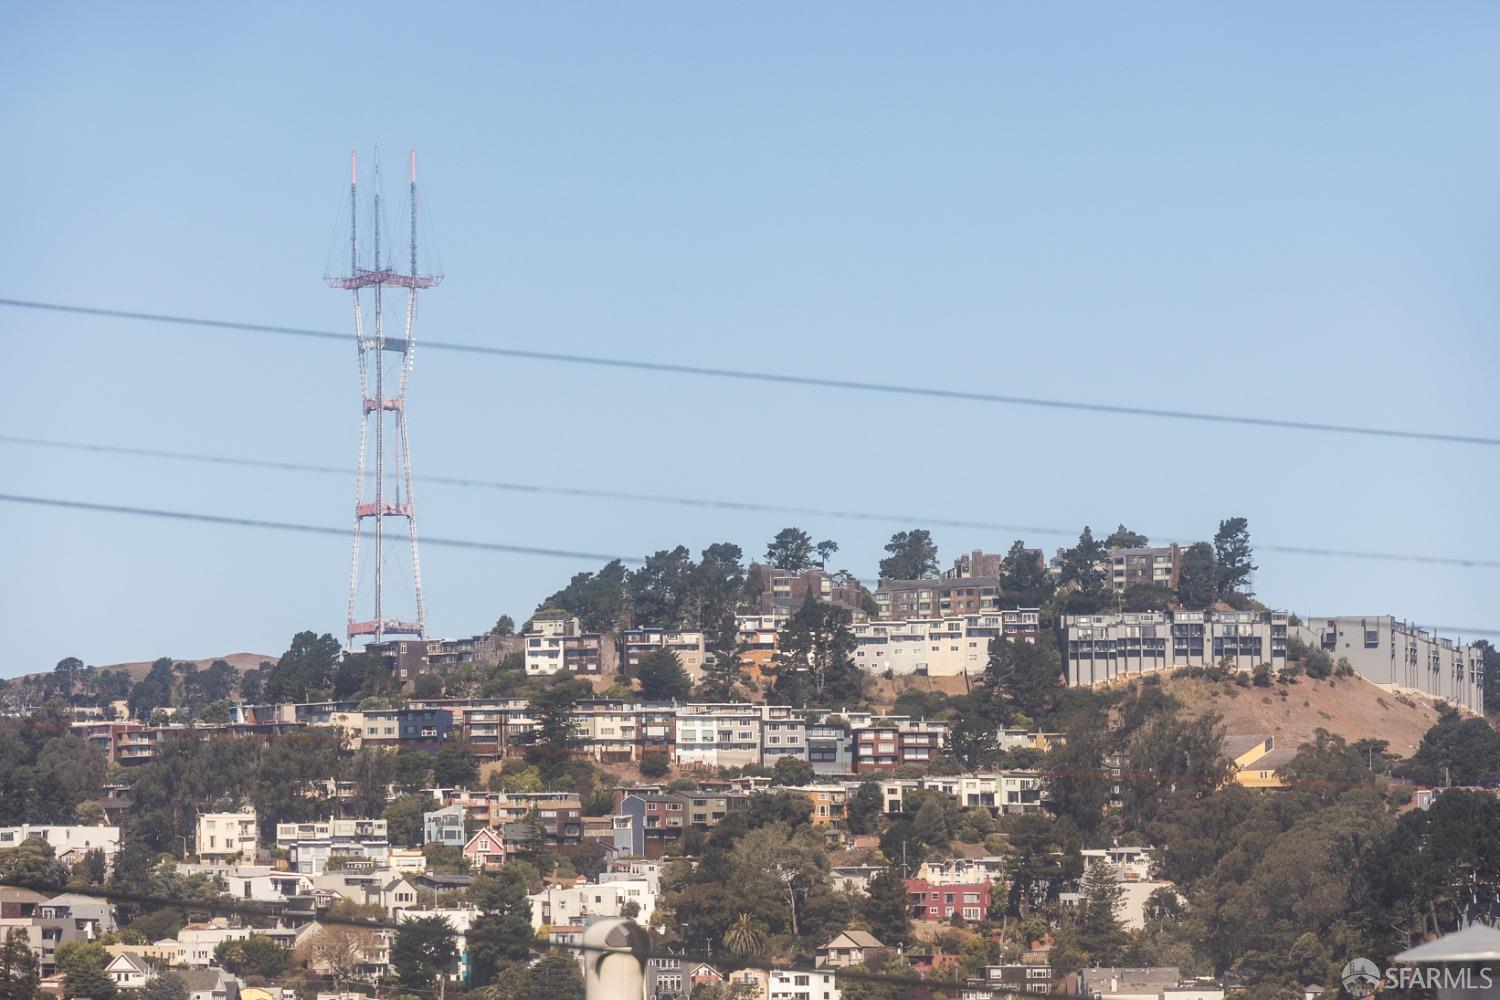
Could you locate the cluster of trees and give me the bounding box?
[1049,517,1257,614]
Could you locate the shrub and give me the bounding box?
[639,753,669,779]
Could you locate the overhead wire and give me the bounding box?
[3,297,1497,448]
[4,433,1498,571]
[2,491,1497,638]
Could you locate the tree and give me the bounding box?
[814,540,839,569]
[432,746,479,789]
[519,952,584,1000]
[52,658,83,698]
[467,870,534,986]
[263,631,342,703]
[539,559,631,634]
[384,793,434,848]
[392,915,458,990]
[1176,542,1217,609]
[630,546,698,629]
[526,679,590,767]
[770,598,862,707]
[0,928,40,1000]
[137,974,188,1000]
[1406,711,1500,786]
[127,658,176,721]
[765,528,815,572]
[1212,517,1256,598]
[862,868,912,947]
[639,753,669,779]
[770,756,814,787]
[1058,528,1107,607]
[999,541,1051,608]
[57,942,112,1000]
[949,697,1000,768]
[303,924,379,985]
[0,838,73,893]
[722,913,766,957]
[1075,861,1127,964]
[878,530,939,581]
[492,614,516,636]
[982,637,1062,722]
[214,935,288,979]
[847,780,884,836]
[62,966,114,1000]
[636,648,692,702]
[1103,525,1149,549]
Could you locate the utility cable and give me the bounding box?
[3,297,1496,448]
[4,433,1497,571]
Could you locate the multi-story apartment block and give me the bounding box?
[852,720,946,773]
[1301,615,1485,712]
[735,612,786,682]
[195,810,258,861]
[963,964,1055,998]
[1098,545,1181,593]
[622,629,708,680]
[673,704,762,768]
[361,708,453,747]
[1061,610,1291,687]
[747,564,866,617]
[761,715,809,764]
[434,790,583,845]
[808,723,853,774]
[768,968,841,1000]
[231,701,363,727]
[406,698,534,752]
[785,785,848,826]
[862,770,1043,816]
[368,632,525,683]
[905,878,993,921]
[423,804,466,848]
[524,616,620,676]
[874,576,1003,621]
[275,819,390,875]
[0,826,119,864]
[851,611,1041,676]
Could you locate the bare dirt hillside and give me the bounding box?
[91,652,276,680]
[1163,673,1444,757]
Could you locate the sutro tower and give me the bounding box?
[326,149,441,647]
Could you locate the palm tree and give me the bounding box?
[722,914,765,958]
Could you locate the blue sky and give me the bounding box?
[2,2,1497,674]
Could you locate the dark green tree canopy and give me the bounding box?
[765,527,816,572]
[878,530,939,581]
[1212,516,1256,598]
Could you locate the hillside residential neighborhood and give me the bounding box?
[1,525,1496,1000]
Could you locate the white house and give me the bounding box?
[195,811,258,862]
[176,920,253,967]
[527,880,656,930]
[769,968,840,1000]
[105,952,156,990]
[0,825,120,864]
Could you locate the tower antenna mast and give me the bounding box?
[327,148,441,648]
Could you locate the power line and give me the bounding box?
[4,297,1497,448]
[6,432,1499,571]
[0,493,639,564]
[3,491,1498,638]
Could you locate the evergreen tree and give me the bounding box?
[392,916,458,991]
[770,599,861,706]
[999,541,1051,608]
[878,530,939,581]
[1058,527,1107,609]
[466,869,534,986]
[1176,542,1217,609]
[982,636,1062,723]
[861,868,912,947]
[765,528,816,572]
[636,648,692,702]
[1103,525,1149,549]
[137,974,188,1000]
[1075,861,1128,964]
[0,929,40,1000]
[1212,516,1257,598]
[521,952,585,1000]
[847,780,884,836]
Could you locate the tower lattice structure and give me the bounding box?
[327,149,440,646]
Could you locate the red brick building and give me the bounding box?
[904,878,993,922]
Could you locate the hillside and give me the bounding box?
[8,651,276,686]
[1163,672,1443,756]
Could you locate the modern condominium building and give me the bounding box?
[1061,610,1291,686]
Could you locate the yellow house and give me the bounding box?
[1223,734,1294,789]
[1027,732,1067,752]
[787,785,849,827]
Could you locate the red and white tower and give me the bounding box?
[327,149,440,646]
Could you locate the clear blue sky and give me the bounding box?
[3,2,1497,675]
